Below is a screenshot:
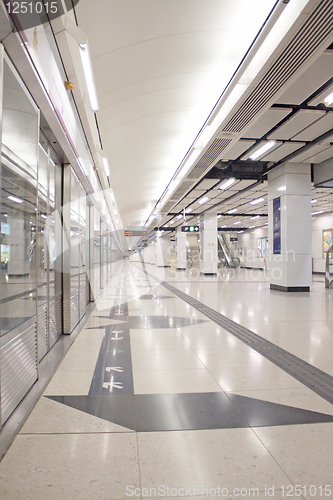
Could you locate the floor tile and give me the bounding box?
[254,423,333,486]
[19,397,131,434]
[133,369,223,394]
[0,433,139,500]
[137,429,291,491]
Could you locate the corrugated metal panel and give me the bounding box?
[70,288,80,331]
[49,294,62,348]
[79,283,86,320]
[37,306,48,361]
[1,323,38,424]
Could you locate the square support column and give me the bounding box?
[268,163,312,292]
[176,229,187,270]
[200,213,218,275]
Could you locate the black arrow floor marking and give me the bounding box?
[46,392,333,431]
[86,315,208,329]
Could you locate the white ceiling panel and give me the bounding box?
[293,112,333,141]
[221,140,256,160]
[302,144,333,164]
[275,52,333,105]
[289,143,331,163]
[308,83,333,106]
[262,141,305,161]
[195,179,220,190]
[243,107,292,139]
[268,110,325,140]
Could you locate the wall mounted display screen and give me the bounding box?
[273,197,281,254]
[323,229,332,258]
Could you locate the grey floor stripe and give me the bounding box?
[135,263,333,406]
[160,280,333,405]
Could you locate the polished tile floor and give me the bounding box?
[0,261,333,499]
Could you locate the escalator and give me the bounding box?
[217,233,240,268]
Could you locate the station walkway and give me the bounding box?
[0,262,333,499]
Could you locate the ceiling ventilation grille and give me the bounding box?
[170,180,194,200]
[223,0,333,133]
[187,138,232,179]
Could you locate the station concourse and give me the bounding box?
[0,1,333,499]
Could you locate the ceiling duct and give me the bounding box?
[187,139,232,179]
[223,0,333,134]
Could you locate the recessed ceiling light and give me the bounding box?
[227,208,237,214]
[251,215,260,220]
[233,221,241,225]
[176,215,182,219]
[8,195,24,204]
[169,220,174,225]
[185,208,192,213]
[198,196,209,205]
[311,199,317,203]
[249,141,276,160]
[219,178,235,190]
[249,225,255,228]
[250,197,264,205]
[312,210,324,215]
[164,224,168,228]
[217,215,222,219]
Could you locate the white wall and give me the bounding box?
[312,212,333,273]
[237,211,333,273]
[237,226,268,269]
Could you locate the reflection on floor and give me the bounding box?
[0,262,333,500]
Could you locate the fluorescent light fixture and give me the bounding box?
[219,178,235,190]
[221,225,227,228]
[164,224,168,228]
[41,214,47,219]
[79,43,99,111]
[249,141,276,160]
[311,199,317,203]
[265,222,268,225]
[176,214,182,219]
[250,197,264,205]
[169,220,174,225]
[233,221,241,225]
[198,196,209,205]
[217,215,222,219]
[251,215,260,220]
[249,225,255,228]
[8,195,23,204]
[324,91,333,106]
[185,208,192,213]
[102,157,110,177]
[227,208,237,214]
[238,230,244,234]
[114,210,117,216]
[312,210,324,215]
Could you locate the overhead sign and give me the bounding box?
[124,230,147,237]
[181,226,199,233]
[230,237,238,242]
